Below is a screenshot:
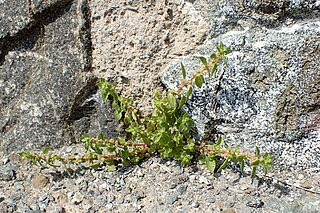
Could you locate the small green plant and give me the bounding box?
[19,44,273,177]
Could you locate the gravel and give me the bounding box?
[1,145,320,213]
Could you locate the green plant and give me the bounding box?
[19,44,273,177]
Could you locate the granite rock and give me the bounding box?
[162,0,320,171]
[0,0,116,154]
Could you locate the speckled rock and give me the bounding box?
[0,0,117,154]
[162,1,320,172]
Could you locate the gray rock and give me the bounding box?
[165,194,178,205]
[0,0,117,154]
[0,166,15,181]
[176,184,188,195]
[13,182,24,191]
[162,1,320,172]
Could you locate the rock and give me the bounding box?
[13,182,24,191]
[52,192,67,206]
[31,174,49,188]
[223,209,237,213]
[165,194,178,205]
[0,166,15,181]
[72,192,84,205]
[162,0,320,172]
[0,0,117,155]
[300,182,313,189]
[176,185,188,195]
[199,176,210,185]
[191,201,200,208]
[89,0,209,112]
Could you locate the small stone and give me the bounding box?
[99,182,108,191]
[204,194,215,203]
[106,203,113,209]
[300,182,313,189]
[72,192,84,205]
[107,194,115,203]
[223,208,237,213]
[246,199,264,208]
[67,191,74,198]
[13,182,24,191]
[31,175,49,188]
[199,176,210,185]
[116,197,124,204]
[191,201,200,208]
[176,185,187,195]
[0,167,15,181]
[297,174,304,180]
[38,195,48,202]
[166,194,178,205]
[2,157,9,165]
[52,192,67,205]
[189,175,196,183]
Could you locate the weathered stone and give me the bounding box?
[0,0,31,38]
[31,174,49,188]
[0,0,116,154]
[90,0,209,112]
[162,1,320,171]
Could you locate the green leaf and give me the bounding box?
[255,146,260,157]
[181,63,186,79]
[211,63,217,77]
[179,96,187,109]
[106,164,116,171]
[90,163,101,169]
[81,134,91,143]
[124,112,131,124]
[93,145,103,155]
[115,111,122,121]
[206,159,217,172]
[98,133,105,140]
[168,93,177,109]
[240,159,245,173]
[132,111,137,121]
[19,151,31,159]
[251,166,257,178]
[199,57,207,65]
[186,87,193,99]
[112,100,120,111]
[42,146,50,154]
[217,158,229,173]
[210,53,217,59]
[147,121,155,132]
[195,76,204,88]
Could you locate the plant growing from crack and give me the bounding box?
[19,44,273,177]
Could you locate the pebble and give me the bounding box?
[198,175,210,185]
[31,174,49,188]
[191,201,200,208]
[0,167,15,181]
[72,192,84,204]
[166,194,178,205]
[176,185,187,195]
[1,152,320,212]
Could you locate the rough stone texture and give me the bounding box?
[0,0,31,38]
[90,0,209,113]
[162,0,320,171]
[0,0,117,154]
[0,0,320,212]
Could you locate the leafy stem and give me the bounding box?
[19,43,272,177]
